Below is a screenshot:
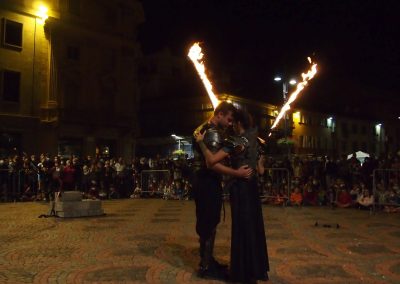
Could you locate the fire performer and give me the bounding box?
[195,109,270,283]
[192,101,253,280]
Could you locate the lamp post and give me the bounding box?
[274,76,297,159]
[171,134,184,150]
[32,5,49,115]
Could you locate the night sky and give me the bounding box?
[138,0,399,117]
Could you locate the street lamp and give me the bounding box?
[32,4,49,115]
[37,5,49,25]
[171,134,184,150]
[274,76,297,159]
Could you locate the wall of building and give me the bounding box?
[0,0,143,159]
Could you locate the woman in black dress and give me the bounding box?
[195,109,269,283]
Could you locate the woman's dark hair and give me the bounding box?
[233,109,253,130]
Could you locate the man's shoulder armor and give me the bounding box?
[204,127,224,152]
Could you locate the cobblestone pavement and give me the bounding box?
[0,199,399,284]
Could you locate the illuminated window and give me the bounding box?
[0,132,21,155]
[58,138,83,157]
[305,136,312,148]
[96,139,115,158]
[2,18,23,50]
[320,117,327,127]
[201,103,213,110]
[1,70,21,102]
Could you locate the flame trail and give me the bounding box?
[269,57,318,136]
[188,42,220,109]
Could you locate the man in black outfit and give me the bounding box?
[192,101,252,280]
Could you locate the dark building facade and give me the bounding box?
[138,47,399,159]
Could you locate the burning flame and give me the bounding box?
[269,57,318,136]
[188,42,220,109]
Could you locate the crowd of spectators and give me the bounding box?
[0,153,193,202]
[260,153,400,213]
[1,151,399,212]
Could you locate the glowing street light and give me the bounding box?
[171,134,184,140]
[171,134,184,150]
[36,5,49,25]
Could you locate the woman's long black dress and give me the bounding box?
[227,128,269,283]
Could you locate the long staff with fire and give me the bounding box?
[269,58,318,136]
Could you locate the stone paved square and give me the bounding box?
[0,199,399,283]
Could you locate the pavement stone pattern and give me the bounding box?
[0,199,399,284]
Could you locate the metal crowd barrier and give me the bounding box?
[260,168,291,205]
[372,168,400,212]
[0,168,41,202]
[140,170,171,198]
[0,169,20,202]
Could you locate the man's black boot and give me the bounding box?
[211,257,229,271]
[197,264,229,281]
[197,235,228,281]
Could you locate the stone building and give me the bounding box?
[0,0,144,159]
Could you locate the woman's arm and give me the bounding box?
[210,163,252,178]
[257,155,266,175]
[194,131,253,178]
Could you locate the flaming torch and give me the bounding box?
[269,57,318,136]
[188,42,220,109]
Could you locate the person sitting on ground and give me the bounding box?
[21,183,34,201]
[109,184,119,199]
[356,189,374,210]
[383,188,400,213]
[162,184,171,200]
[88,180,99,200]
[392,180,400,197]
[303,176,318,206]
[274,189,287,206]
[183,180,192,200]
[317,183,327,206]
[130,182,141,199]
[336,187,352,208]
[289,186,303,206]
[350,183,361,204]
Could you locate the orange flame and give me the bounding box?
[188,42,220,109]
[269,57,318,136]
